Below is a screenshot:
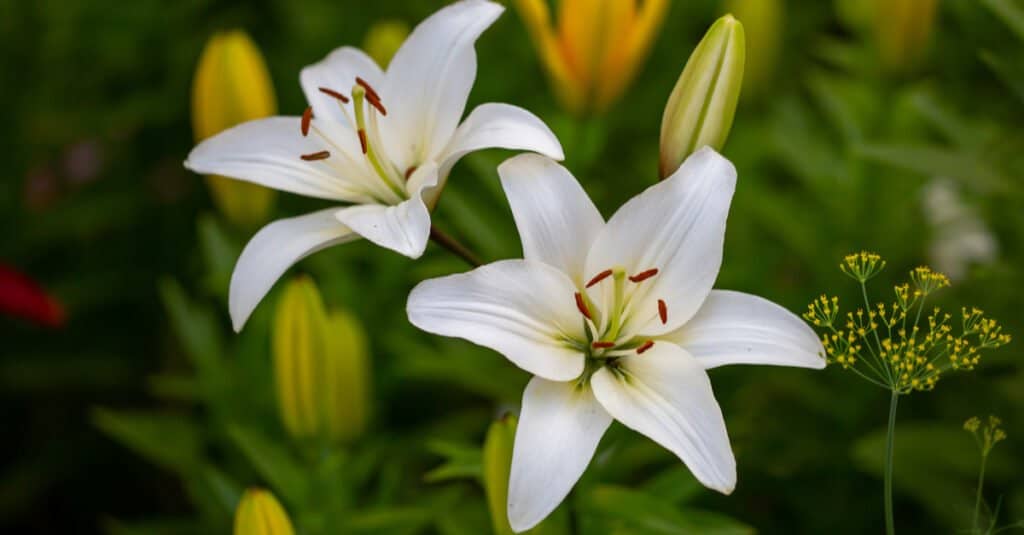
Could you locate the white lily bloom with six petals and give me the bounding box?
[185,0,564,331]
[407,148,825,532]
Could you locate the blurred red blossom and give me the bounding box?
[0,264,66,328]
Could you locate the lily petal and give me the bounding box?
[499,154,603,285]
[584,146,736,336]
[185,117,372,203]
[334,162,438,258]
[380,0,504,169]
[664,290,826,370]
[407,259,586,381]
[591,342,736,494]
[300,46,384,127]
[229,209,356,331]
[440,103,564,178]
[508,377,612,532]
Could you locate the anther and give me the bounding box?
[586,269,614,288]
[629,268,659,283]
[358,129,368,154]
[365,93,387,116]
[636,340,654,354]
[404,166,417,180]
[301,106,313,137]
[574,292,592,320]
[658,299,667,324]
[592,341,615,349]
[300,150,330,161]
[318,87,350,103]
[355,77,380,101]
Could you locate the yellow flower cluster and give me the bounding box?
[964,415,1007,457]
[804,253,1010,394]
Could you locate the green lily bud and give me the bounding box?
[873,0,937,72]
[483,415,517,535]
[234,488,295,535]
[273,276,371,444]
[724,0,779,99]
[191,30,278,229]
[659,15,745,178]
[363,20,410,68]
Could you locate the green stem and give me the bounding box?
[429,226,482,267]
[972,453,989,534]
[885,391,899,535]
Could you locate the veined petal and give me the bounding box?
[508,378,612,532]
[300,46,383,127]
[380,0,504,169]
[499,154,602,284]
[440,103,564,178]
[590,342,736,494]
[185,117,371,203]
[663,290,826,370]
[584,147,736,337]
[407,259,586,381]
[229,209,357,331]
[334,162,438,259]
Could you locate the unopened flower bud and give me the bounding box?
[659,15,745,178]
[873,0,937,72]
[483,415,518,535]
[234,488,295,535]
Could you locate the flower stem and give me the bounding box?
[430,226,482,267]
[972,452,989,534]
[884,390,899,535]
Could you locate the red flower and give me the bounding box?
[0,264,65,328]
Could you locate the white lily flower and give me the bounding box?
[184,0,564,331]
[407,147,824,532]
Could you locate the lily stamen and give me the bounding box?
[301,107,313,137]
[574,292,592,320]
[586,269,613,288]
[592,341,615,349]
[404,166,417,180]
[317,86,350,103]
[636,340,655,354]
[629,268,659,283]
[658,299,667,324]
[300,150,330,161]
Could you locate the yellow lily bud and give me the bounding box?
[273,276,371,443]
[515,0,669,115]
[483,415,517,535]
[872,0,937,72]
[659,15,745,178]
[233,488,295,535]
[724,0,780,98]
[363,20,410,68]
[192,30,277,228]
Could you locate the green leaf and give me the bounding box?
[91,408,202,473]
[981,50,1024,104]
[856,143,1009,193]
[158,278,228,398]
[425,439,483,483]
[197,213,241,301]
[580,484,754,534]
[227,424,309,505]
[980,0,1024,40]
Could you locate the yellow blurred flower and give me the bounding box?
[273,276,371,443]
[363,20,410,67]
[515,0,669,115]
[192,30,277,228]
[234,488,295,535]
[873,0,937,72]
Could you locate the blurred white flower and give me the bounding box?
[407,148,824,532]
[185,0,564,331]
[922,178,997,281]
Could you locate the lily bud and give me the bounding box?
[659,15,745,178]
[483,415,518,535]
[363,20,410,67]
[273,276,371,443]
[872,0,937,72]
[234,488,295,535]
[192,30,277,228]
[724,0,780,99]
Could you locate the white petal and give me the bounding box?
[185,117,371,203]
[584,147,737,337]
[379,0,504,169]
[406,259,586,381]
[229,209,356,331]
[440,103,565,178]
[590,342,736,494]
[300,46,383,127]
[334,162,438,258]
[664,290,826,370]
[498,154,603,284]
[508,378,612,532]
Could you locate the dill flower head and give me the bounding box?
[964,415,1007,457]
[804,253,1011,394]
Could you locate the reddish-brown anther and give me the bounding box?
[629,268,659,283]
[365,94,388,116]
[318,86,350,103]
[404,166,417,180]
[592,341,615,349]
[358,130,368,154]
[301,106,313,136]
[356,77,381,101]
[574,292,592,320]
[658,299,667,324]
[636,340,655,354]
[586,269,613,288]
[300,150,330,161]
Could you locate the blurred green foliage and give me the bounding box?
[2,0,1023,533]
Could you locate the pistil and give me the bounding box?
[351,84,406,198]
